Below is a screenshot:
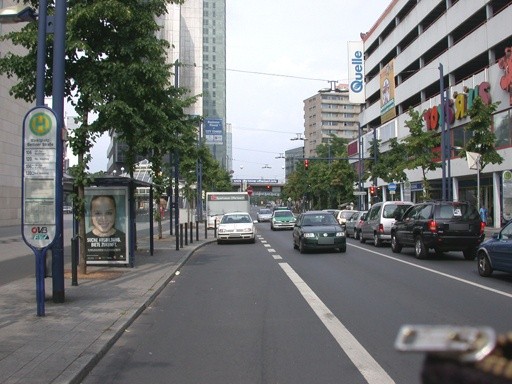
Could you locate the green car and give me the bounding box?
[271,210,296,230]
[293,211,347,253]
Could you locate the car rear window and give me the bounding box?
[274,211,293,217]
[437,204,479,220]
[383,204,411,218]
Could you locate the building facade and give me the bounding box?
[347,0,512,228]
[303,85,361,159]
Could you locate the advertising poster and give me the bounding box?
[503,170,512,222]
[85,187,129,265]
[380,59,397,124]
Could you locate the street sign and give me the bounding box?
[388,182,397,191]
[353,191,367,196]
[22,107,58,250]
[246,186,253,196]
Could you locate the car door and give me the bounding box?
[363,205,380,240]
[491,222,512,271]
[395,205,418,245]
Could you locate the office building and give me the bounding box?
[107,0,228,172]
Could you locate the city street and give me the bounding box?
[82,221,512,384]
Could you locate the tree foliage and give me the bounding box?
[402,107,441,200]
[458,96,503,170]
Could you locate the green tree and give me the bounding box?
[0,0,192,273]
[458,96,503,169]
[402,107,441,200]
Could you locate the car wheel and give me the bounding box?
[355,229,360,240]
[271,224,275,231]
[414,236,428,259]
[359,232,366,244]
[391,233,402,253]
[338,245,346,253]
[299,239,306,254]
[463,247,477,261]
[434,248,444,258]
[250,237,256,244]
[477,251,493,277]
[373,233,382,247]
[217,240,223,245]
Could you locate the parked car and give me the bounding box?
[271,209,296,230]
[360,201,414,247]
[63,206,73,214]
[216,212,256,244]
[336,209,358,227]
[345,210,367,239]
[477,220,512,276]
[256,208,273,222]
[293,211,346,253]
[390,201,485,260]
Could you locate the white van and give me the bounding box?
[359,201,413,247]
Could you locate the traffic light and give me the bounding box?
[369,186,376,195]
[266,185,271,190]
[304,159,309,169]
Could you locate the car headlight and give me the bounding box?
[242,227,253,233]
[335,231,346,237]
[303,232,315,238]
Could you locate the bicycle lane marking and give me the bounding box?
[278,262,395,384]
[349,243,512,299]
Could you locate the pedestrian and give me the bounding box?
[479,205,488,224]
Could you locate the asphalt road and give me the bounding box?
[81,221,512,384]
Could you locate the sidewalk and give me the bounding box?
[0,228,215,384]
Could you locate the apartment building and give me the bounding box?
[348,0,512,228]
[303,84,361,158]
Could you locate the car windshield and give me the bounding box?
[221,214,252,224]
[259,209,271,214]
[302,214,338,226]
[274,211,293,218]
[340,211,355,219]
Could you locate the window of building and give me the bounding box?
[494,109,512,149]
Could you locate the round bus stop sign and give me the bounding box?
[246,186,253,196]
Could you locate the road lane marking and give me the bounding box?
[278,262,395,384]
[349,243,512,299]
[272,255,282,260]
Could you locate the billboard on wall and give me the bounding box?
[204,118,224,145]
[347,41,365,104]
[380,59,397,124]
[85,187,129,265]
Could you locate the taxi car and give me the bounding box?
[270,209,296,230]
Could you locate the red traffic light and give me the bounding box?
[304,159,309,169]
[266,185,271,190]
[369,186,376,195]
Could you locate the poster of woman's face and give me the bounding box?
[85,187,128,265]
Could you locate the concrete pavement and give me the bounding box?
[0,223,215,384]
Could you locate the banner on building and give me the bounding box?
[347,41,365,104]
[204,118,224,145]
[503,170,512,222]
[85,187,129,265]
[380,59,396,124]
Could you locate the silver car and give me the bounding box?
[256,208,273,222]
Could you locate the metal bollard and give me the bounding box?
[184,222,188,246]
[204,219,208,239]
[196,221,199,241]
[189,221,193,244]
[71,235,78,286]
[180,224,184,248]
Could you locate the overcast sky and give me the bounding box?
[85,0,391,178]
